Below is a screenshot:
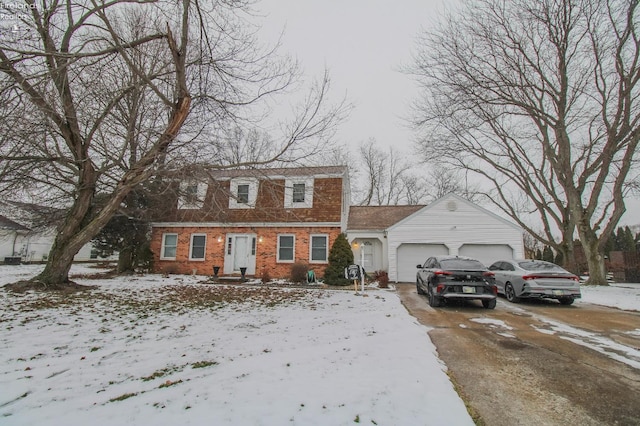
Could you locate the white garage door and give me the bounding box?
[459,244,513,267]
[396,243,448,282]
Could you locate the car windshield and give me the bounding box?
[440,259,486,270]
[518,261,567,272]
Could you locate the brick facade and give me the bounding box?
[151,226,342,279]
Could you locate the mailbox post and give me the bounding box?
[345,264,365,294]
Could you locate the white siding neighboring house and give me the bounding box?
[0,215,30,261]
[347,193,524,283]
[0,202,94,263]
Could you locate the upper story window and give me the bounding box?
[229,178,258,209]
[284,178,314,208]
[177,181,207,209]
[237,184,250,203]
[292,183,306,203]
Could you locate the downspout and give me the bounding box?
[11,231,18,256]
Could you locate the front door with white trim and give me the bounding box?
[224,234,257,275]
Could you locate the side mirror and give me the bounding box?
[416,264,423,269]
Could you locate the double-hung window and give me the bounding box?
[284,178,313,208]
[177,181,207,209]
[229,178,258,209]
[189,234,207,260]
[237,184,250,204]
[278,235,295,262]
[161,233,178,260]
[310,234,328,263]
[292,183,306,203]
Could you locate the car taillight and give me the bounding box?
[434,270,453,276]
[436,284,445,293]
[491,285,498,295]
[523,274,578,281]
[483,271,495,277]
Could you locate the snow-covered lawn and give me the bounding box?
[0,264,473,426]
[577,282,640,312]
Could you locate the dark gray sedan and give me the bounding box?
[488,259,581,305]
[417,255,498,309]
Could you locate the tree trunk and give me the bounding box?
[580,233,608,286]
[31,98,190,285]
[117,246,135,274]
[558,242,578,275]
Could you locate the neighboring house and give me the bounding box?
[150,166,350,278]
[0,215,30,261]
[0,201,94,263]
[348,193,524,282]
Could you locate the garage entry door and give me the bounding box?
[459,244,513,267]
[396,243,448,282]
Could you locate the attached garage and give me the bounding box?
[396,243,448,282]
[385,194,524,282]
[459,244,514,267]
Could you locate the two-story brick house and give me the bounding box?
[150,166,350,278]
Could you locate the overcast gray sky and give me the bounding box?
[255,0,640,227]
[256,0,447,152]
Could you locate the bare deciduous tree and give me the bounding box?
[0,1,346,286]
[410,0,640,284]
[355,139,476,206]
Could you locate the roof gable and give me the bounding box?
[388,193,522,232]
[0,214,30,231]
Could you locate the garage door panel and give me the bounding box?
[396,243,448,282]
[459,244,513,267]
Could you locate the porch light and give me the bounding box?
[258,236,264,243]
[217,236,223,243]
[352,241,359,249]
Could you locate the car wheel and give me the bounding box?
[559,296,574,305]
[482,299,497,309]
[428,284,441,307]
[505,283,520,303]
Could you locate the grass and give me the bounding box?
[446,370,485,426]
[191,360,218,369]
[141,366,180,382]
[109,392,138,403]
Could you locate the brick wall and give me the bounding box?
[151,225,342,279]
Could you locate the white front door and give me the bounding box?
[224,234,257,275]
[362,241,374,270]
[234,236,249,270]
